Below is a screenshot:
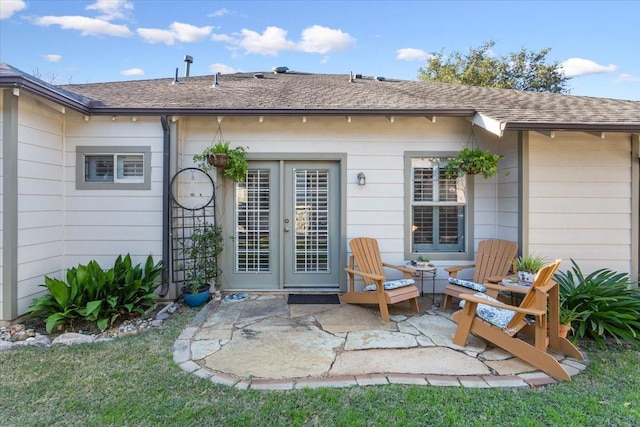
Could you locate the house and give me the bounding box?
[1,62,639,324]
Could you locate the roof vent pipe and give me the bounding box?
[172,68,181,85]
[349,71,354,83]
[184,55,193,77]
[212,73,220,88]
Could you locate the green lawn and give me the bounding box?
[1,306,638,426]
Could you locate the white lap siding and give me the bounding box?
[526,131,633,275]
[16,94,65,315]
[63,114,164,270]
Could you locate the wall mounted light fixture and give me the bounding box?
[357,172,366,186]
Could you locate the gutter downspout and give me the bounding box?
[160,115,171,297]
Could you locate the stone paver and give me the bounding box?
[458,376,491,388]
[296,376,359,389]
[355,374,389,386]
[203,316,343,379]
[387,373,428,385]
[344,330,418,350]
[331,347,491,376]
[174,294,587,390]
[485,357,537,376]
[426,375,461,387]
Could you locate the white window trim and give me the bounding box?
[76,146,151,190]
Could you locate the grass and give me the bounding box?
[1,307,639,426]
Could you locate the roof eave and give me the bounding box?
[504,122,640,133]
[86,107,477,117]
[0,75,92,114]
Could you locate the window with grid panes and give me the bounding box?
[411,157,466,252]
[76,146,151,190]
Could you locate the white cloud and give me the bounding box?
[396,48,430,62]
[298,25,355,54]
[561,58,617,77]
[86,0,133,21]
[238,26,297,55]
[137,22,213,45]
[616,73,640,83]
[208,8,232,18]
[211,33,234,43]
[208,63,237,74]
[170,22,213,42]
[121,68,144,76]
[0,0,26,19]
[136,28,174,44]
[35,15,132,37]
[43,54,62,62]
[214,25,355,56]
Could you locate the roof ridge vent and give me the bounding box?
[272,66,289,74]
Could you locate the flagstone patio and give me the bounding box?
[172,293,587,390]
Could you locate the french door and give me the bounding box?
[223,160,341,289]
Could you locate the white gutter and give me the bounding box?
[471,112,507,138]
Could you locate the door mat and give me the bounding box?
[287,294,340,305]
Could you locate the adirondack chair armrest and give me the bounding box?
[486,275,510,284]
[344,267,385,282]
[482,282,530,295]
[382,262,415,275]
[444,264,475,278]
[459,293,547,317]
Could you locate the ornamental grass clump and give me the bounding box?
[25,254,164,334]
[554,259,640,349]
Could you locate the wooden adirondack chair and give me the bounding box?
[343,237,420,321]
[452,259,584,381]
[442,239,518,309]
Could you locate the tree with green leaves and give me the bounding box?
[418,40,570,94]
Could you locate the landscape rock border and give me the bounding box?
[0,302,180,351]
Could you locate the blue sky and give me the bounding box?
[1,0,639,100]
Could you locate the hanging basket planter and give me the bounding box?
[207,153,228,168]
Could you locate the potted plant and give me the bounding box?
[515,253,546,285]
[193,140,249,183]
[181,223,224,307]
[443,147,502,179]
[557,307,585,338]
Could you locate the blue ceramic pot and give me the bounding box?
[182,288,210,307]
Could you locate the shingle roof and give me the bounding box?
[2,63,639,132]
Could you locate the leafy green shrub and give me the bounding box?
[554,259,640,349]
[26,254,164,333]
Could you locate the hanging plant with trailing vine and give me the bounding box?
[443,128,504,179]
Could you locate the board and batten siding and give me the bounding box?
[15,93,65,315]
[62,114,165,271]
[526,131,633,275]
[180,115,517,292]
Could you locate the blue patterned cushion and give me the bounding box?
[448,277,487,293]
[459,292,515,329]
[364,278,415,292]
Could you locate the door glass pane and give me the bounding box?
[294,169,329,272]
[235,169,270,272]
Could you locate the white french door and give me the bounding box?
[223,160,340,290]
